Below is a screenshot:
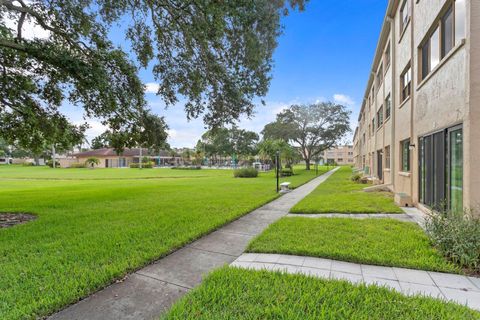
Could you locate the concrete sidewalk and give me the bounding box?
[232,253,480,311]
[49,168,338,320]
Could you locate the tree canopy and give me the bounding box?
[196,126,259,162]
[1,0,306,151]
[91,111,169,154]
[257,138,297,167]
[262,102,351,169]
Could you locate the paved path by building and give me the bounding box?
[231,253,480,311]
[49,168,339,320]
[287,206,427,228]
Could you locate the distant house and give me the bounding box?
[322,145,354,166]
[0,157,11,165]
[71,148,181,168]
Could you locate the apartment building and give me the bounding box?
[323,145,355,166]
[353,0,480,214]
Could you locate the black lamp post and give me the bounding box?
[275,150,280,193]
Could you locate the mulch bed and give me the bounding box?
[0,213,37,228]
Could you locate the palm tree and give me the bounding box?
[85,157,100,168]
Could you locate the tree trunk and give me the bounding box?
[305,159,311,170]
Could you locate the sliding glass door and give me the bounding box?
[448,127,463,213]
[419,125,463,212]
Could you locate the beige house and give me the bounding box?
[353,0,479,214]
[71,148,181,168]
[322,145,354,166]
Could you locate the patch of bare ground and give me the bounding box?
[0,213,37,228]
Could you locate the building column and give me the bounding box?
[466,0,480,212]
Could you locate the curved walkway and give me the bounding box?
[49,168,339,320]
[231,253,480,311]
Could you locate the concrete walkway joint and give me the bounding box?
[231,253,480,311]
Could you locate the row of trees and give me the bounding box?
[193,102,351,170]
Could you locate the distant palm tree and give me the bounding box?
[85,157,100,168]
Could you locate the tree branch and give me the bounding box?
[17,11,26,40]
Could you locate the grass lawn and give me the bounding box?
[247,217,459,273]
[162,267,478,320]
[0,165,329,320]
[290,166,403,213]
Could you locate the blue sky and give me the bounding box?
[72,0,389,147]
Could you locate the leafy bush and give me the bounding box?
[172,166,201,170]
[22,162,34,166]
[351,173,362,182]
[425,209,480,271]
[280,168,294,177]
[46,160,60,168]
[70,163,86,168]
[233,167,258,178]
[130,162,154,168]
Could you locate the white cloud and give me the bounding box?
[145,82,160,94]
[4,8,50,40]
[333,94,355,106]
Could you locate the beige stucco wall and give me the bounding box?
[354,0,476,211]
[465,0,480,212]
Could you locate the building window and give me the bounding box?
[455,0,466,45]
[385,42,391,67]
[372,118,375,133]
[420,1,466,81]
[419,126,463,213]
[400,0,410,33]
[377,105,384,126]
[385,94,391,119]
[401,139,410,172]
[401,64,411,102]
[442,6,454,58]
[385,146,391,169]
[376,63,384,86]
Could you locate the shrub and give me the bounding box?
[130,162,154,168]
[351,173,362,183]
[22,162,34,166]
[46,160,60,168]
[172,166,201,170]
[280,168,294,177]
[425,209,480,271]
[70,163,86,168]
[233,167,258,178]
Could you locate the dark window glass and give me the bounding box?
[385,94,391,119]
[401,139,410,172]
[442,6,454,58]
[421,40,430,80]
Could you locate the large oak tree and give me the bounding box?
[1,0,306,151]
[262,102,351,170]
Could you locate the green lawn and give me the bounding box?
[0,165,328,320]
[290,166,403,213]
[162,267,478,320]
[247,217,459,273]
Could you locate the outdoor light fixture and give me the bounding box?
[276,150,280,193]
[409,143,416,150]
